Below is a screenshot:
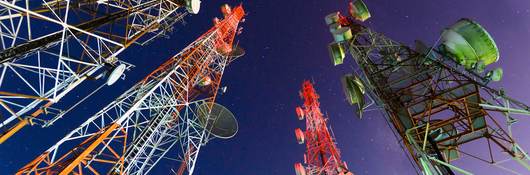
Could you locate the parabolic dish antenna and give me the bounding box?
[196,103,238,139]
[228,45,245,62]
[106,64,126,86]
[230,45,246,58]
[441,18,499,70]
[341,74,366,119]
[188,0,201,14]
[220,45,245,62]
[350,0,371,22]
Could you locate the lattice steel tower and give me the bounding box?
[17,4,245,175]
[293,81,353,175]
[325,1,530,174]
[0,0,203,143]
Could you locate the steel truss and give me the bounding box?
[295,81,351,175]
[0,0,193,143]
[16,4,245,175]
[339,18,530,174]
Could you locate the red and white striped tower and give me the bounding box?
[294,81,353,175]
[17,4,245,175]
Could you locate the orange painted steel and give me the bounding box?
[0,0,189,144]
[16,4,246,175]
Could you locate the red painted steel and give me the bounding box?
[294,81,353,175]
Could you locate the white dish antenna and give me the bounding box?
[189,0,201,14]
[106,64,126,86]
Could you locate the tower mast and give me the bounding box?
[326,1,530,174]
[17,4,245,175]
[294,81,353,175]
[0,0,202,143]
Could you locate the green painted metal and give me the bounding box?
[406,125,474,175]
[333,5,530,172]
[429,157,473,175]
[341,74,365,118]
[514,157,530,171]
[329,42,346,66]
[333,27,353,42]
[441,18,499,69]
[487,68,503,81]
[513,144,530,171]
[325,12,340,25]
[329,23,341,33]
[350,0,371,22]
[419,158,434,175]
[341,74,365,105]
[479,103,530,116]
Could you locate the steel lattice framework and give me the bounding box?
[16,4,245,175]
[328,10,530,175]
[294,81,353,175]
[0,0,197,143]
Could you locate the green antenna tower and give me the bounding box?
[326,1,530,174]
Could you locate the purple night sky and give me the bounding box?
[1,0,529,174]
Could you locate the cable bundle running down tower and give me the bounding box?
[17,4,245,175]
[0,0,202,143]
[326,1,530,174]
[294,81,353,175]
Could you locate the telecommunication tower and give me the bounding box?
[17,4,245,175]
[293,81,353,175]
[326,1,530,174]
[0,0,203,143]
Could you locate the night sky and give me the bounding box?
[2,0,530,174]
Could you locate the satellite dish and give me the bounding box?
[329,23,341,33]
[441,18,499,70]
[221,4,232,17]
[294,163,307,175]
[341,74,366,119]
[295,106,304,120]
[332,27,353,43]
[106,64,126,86]
[189,0,201,14]
[196,103,238,139]
[228,45,245,60]
[220,45,245,62]
[349,0,371,22]
[325,12,341,25]
[294,128,304,144]
[177,0,201,14]
[328,42,346,66]
[219,86,228,94]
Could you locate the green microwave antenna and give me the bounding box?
[341,74,366,119]
[329,42,346,66]
[325,0,371,66]
[349,0,371,22]
[325,12,352,66]
[441,18,499,72]
[325,3,530,175]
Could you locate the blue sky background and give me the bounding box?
[1,0,530,174]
